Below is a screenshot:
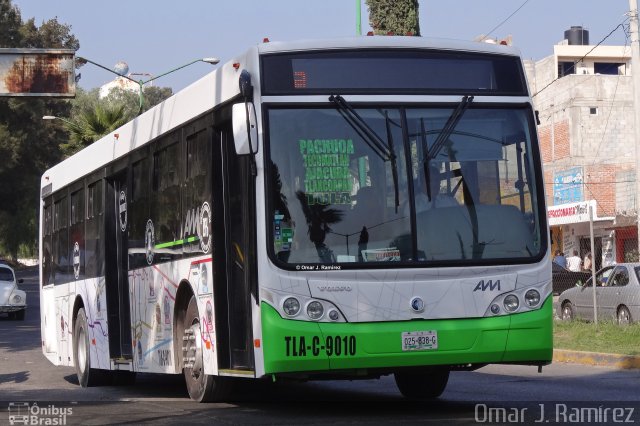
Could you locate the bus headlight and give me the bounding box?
[262,288,346,322]
[282,297,301,317]
[524,289,541,307]
[306,301,324,320]
[503,295,519,312]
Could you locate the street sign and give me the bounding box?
[0,48,76,97]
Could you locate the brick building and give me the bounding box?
[525,26,635,268]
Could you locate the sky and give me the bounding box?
[10,0,632,93]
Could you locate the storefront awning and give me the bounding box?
[548,200,614,226]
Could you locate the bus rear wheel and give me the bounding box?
[182,295,232,402]
[73,308,106,387]
[394,368,450,399]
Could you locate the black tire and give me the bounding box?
[183,295,232,402]
[561,301,574,321]
[394,368,450,399]
[617,306,633,325]
[14,309,25,321]
[73,308,106,387]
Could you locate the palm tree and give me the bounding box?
[60,103,129,156]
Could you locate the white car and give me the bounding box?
[0,263,26,320]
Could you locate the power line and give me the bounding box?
[533,39,631,114]
[479,0,532,42]
[532,20,629,98]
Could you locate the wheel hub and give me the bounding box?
[183,321,203,379]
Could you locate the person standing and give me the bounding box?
[553,250,567,268]
[566,250,582,272]
[583,252,593,272]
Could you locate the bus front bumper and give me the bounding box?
[261,296,552,374]
[0,304,27,313]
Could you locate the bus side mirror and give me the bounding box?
[232,103,258,155]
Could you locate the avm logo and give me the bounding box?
[473,279,501,292]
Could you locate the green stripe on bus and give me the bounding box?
[155,236,199,249]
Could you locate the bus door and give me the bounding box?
[105,170,133,360]
[212,123,256,372]
[41,198,58,356]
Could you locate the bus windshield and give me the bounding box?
[267,104,543,267]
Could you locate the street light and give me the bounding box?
[75,56,220,115]
[42,115,78,130]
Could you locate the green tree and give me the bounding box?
[60,85,173,156]
[104,85,173,118]
[0,0,21,46]
[366,0,420,36]
[0,0,78,261]
[60,101,128,156]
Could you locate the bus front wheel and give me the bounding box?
[394,368,450,399]
[73,308,106,387]
[182,295,232,402]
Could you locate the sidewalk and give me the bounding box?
[554,349,640,369]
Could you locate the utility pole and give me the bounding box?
[630,0,640,258]
[356,0,362,36]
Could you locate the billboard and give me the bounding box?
[553,167,583,205]
[0,48,76,97]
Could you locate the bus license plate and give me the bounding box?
[402,331,438,351]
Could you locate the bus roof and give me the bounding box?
[255,36,521,57]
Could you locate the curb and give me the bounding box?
[554,349,640,370]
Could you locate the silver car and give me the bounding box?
[0,263,26,320]
[556,263,640,324]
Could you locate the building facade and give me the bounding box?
[525,26,636,267]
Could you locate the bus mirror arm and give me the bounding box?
[239,69,253,100]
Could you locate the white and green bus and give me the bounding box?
[40,36,551,402]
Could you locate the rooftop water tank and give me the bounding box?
[565,26,589,45]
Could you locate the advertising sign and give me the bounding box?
[0,48,76,97]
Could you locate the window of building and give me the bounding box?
[594,62,624,75]
[558,61,575,77]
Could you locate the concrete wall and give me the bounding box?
[529,60,635,214]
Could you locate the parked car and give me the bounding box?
[0,263,26,320]
[556,263,640,324]
[552,261,591,295]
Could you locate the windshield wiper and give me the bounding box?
[329,95,400,210]
[424,95,474,162]
[421,95,474,200]
[329,95,392,160]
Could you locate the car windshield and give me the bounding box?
[0,267,14,282]
[589,266,614,287]
[267,105,543,267]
